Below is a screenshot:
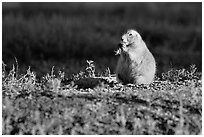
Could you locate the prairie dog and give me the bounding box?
[116,29,156,84]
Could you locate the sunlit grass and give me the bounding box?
[2,61,202,135]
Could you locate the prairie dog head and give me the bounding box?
[116,29,143,55]
[120,29,142,47]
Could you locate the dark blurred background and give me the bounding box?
[2,2,202,78]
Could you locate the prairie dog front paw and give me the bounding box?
[121,44,128,52]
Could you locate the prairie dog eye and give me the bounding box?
[128,33,133,36]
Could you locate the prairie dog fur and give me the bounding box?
[116,29,156,84]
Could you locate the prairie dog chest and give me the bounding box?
[121,44,145,66]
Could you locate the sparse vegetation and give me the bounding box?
[2,61,202,135]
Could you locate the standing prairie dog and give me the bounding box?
[116,29,156,84]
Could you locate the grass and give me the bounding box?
[2,61,202,135]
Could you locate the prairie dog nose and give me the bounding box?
[121,35,127,43]
[121,35,125,41]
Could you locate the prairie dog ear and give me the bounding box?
[135,31,142,40]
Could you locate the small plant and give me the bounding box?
[72,60,97,81]
[41,66,65,92]
[85,60,96,77]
